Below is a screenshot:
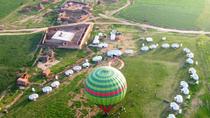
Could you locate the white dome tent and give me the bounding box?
[180,81,189,88]
[73,66,82,72]
[92,56,103,62]
[186,58,194,64]
[174,95,184,104]
[28,93,39,101]
[186,52,194,58]
[51,81,60,88]
[181,87,190,95]
[149,44,158,49]
[42,86,53,94]
[188,67,196,74]
[107,49,122,57]
[170,102,180,111]
[171,43,180,49]
[65,69,74,76]
[146,37,153,42]
[190,73,199,81]
[161,43,170,49]
[183,48,191,54]
[82,61,90,68]
[167,114,176,118]
[141,46,149,51]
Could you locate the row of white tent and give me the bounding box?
[29,59,93,101]
[143,37,167,43]
[65,59,90,76]
[168,48,199,118]
[141,42,182,52]
[141,42,199,118]
[28,81,61,101]
[183,48,195,65]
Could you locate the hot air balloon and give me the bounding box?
[84,66,127,114]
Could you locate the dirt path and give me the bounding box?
[108,0,131,16]
[98,14,210,34]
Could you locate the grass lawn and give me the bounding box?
[4,74,90,118]
[116,0,210,31]
[93,0,127,15]
[192,38,210,118]
[4,26,210,118]
[0,33,43,93]
[0,0,28,20]
[51,49,88,73]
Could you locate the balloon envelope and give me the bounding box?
[84,66,127,112]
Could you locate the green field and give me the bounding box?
[5,74,91,118]
[116,0,210,30]
[4,26,210,118]
[0,0,28,20]
[0,33,42,93]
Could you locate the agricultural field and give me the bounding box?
[116,0,210,31]
[93,0,127,15]
[0,0,28,20]
[4,25,210,118]
[0,33,43,93]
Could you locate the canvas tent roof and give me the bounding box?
[65,69,74,76]
[107,49,122,57]
[92,56,103,62]
[141,46,149,51]
[149,44,158,49]
[170,102,180,111]
[183,48,191,54]
[167,114,176,118]
[161,43,170,48]
[73,66,82,72]
[51,81,60,88]
[181,87,190,95]
[186,58,194,64]
[186,52,194,58]
[180,81,189,88]
[28,93,39,101]
[171,43,180,49]
[82,62,90,68]
[189,67,196,74]
[42,86,53,93]
[190,73,199,81]
[174,95,183,103]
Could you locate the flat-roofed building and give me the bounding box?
[41,23,93,49]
